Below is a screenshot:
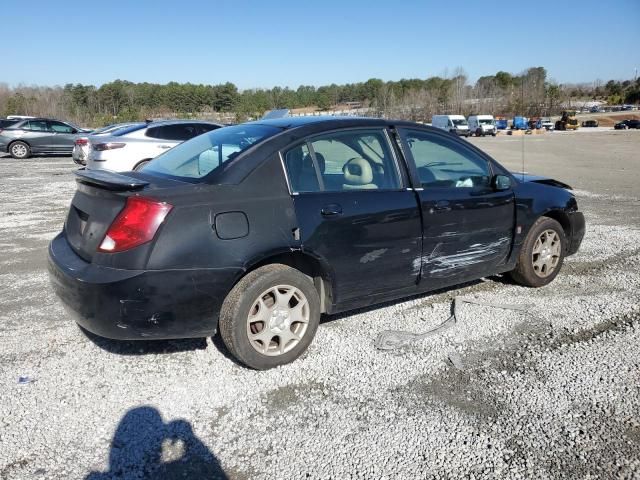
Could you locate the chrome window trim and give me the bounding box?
[278,151,297,196]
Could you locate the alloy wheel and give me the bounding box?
[246,285,310,356]
[531,229,561,278]
[11,143,27,158]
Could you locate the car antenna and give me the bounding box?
[521,78,525,182]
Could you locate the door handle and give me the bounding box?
[431,200,451,213]
[320,204,342,217]
[158,145,172,149]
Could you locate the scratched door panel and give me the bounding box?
[292,190,422,304]
[395,127,515,286]
[418,187,514,283]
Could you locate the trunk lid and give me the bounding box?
[65,170,182,262]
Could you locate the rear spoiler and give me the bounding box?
[75,169,149,191]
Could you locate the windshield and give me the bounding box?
[142,124,281,180]
[452,119,468,126]
[65,121,85,131]
[479,119,495,125]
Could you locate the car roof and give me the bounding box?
[247,115,391,129]
[146,119,223,127]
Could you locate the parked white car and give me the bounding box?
[431,115,470,137]
[85,120,222,172]
[73,122,144,165]
[540,118,555,131]
[468,115,497,137]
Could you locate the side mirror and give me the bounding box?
[71,129,78,134]
[492,174,512,191]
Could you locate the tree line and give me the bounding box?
[1,67,639,127]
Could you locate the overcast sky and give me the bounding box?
[4,0,639,89]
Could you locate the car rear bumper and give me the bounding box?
[48,232,240,340]
[567,211,585,256]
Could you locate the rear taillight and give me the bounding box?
[75,138,89,146]
[94,142,126,151]
[98,196,172,253]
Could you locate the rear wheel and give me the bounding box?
[219,264,321,369]
[9,141,31,159]
[510,217,566,287]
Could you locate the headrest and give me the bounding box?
[342,157,373,185]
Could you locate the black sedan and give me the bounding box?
[614,119,640,130]
[48,117,585,369]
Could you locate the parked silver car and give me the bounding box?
[85,120,222,172]
[0,118,91,159]
[72,122,144,165]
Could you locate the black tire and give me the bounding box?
[9,141,31,159]
[133,159,150,171]
[491,132,497,137]
[509,217,566,287]
[219,264,321,369]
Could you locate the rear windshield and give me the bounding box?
[112,124,148,136]
[94,122,143,135]
[141,124,281,181]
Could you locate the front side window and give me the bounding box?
[25,120,48,131]
[402,129,491,189]
[142,124,281,180]
[283,129,400,193]
[49,121,75,133]
[146,124,199,141]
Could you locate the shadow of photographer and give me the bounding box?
[86,406,227,480]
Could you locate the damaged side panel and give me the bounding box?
[415,187,515,286]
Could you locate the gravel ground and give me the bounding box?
[1,131,639,479]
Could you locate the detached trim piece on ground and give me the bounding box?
[374,297,533,351]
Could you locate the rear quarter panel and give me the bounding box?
[146,153,299,276]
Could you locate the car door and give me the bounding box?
[397,128,515,287]
[145,124,192,155]
[22,120,52,152]
[282,128,422,307]
[48,121,78,153]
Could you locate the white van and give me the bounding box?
[431,115,470,137]
[468,115,497,137]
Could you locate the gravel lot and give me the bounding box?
[1,130,639,479]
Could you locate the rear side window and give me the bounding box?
[142,124,281,180]
[401,129,491,189]
[196,123,220,135]
[283,129,400,193]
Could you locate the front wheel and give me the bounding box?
[219,264,321,369]
[509,217,566,287]
[10,141,31,159]
[133,159,150,171]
